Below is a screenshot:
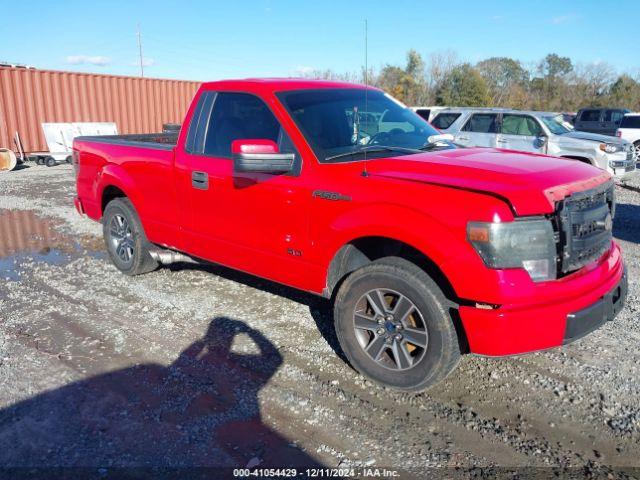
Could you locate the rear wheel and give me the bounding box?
[45,156,56,167]
[103,198,158,275]
[634,141,640,161]
[333,257,461,392]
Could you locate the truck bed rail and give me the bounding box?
[75,133,178,151]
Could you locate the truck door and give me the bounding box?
[496,114,546,153]
[174,91,311,288]
[454,113,499,148]
[603,109,625,136]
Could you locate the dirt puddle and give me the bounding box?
[0,209,103,281]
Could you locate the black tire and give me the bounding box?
[334,257,461,392]
[36,157,45,166]
[45,156,56,167]
[65,155,73,164]
[103,198,158,276]
[634,141,640,161]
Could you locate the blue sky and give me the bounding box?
[1,0,638,81]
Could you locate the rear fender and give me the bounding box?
[96,164,143,219]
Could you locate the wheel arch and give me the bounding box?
[326,236,470,355]
[325,236,457,302]
[98,164,142,217]
[560,155,594,165]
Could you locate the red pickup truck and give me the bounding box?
[74,79,627,391]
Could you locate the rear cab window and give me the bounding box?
[432,112,461,130]
[605,110,625,124]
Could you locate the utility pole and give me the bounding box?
[137,24,144,77]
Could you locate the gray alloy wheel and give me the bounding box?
[108,213,135,266]
[353,288,428,371]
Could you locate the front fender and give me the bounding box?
[318,203,473,296]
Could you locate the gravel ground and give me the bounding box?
[0,164,638,478]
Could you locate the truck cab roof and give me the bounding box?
[201,78,373,93]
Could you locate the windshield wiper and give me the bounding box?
[325,145,422,162]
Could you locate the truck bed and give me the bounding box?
[75,133,178,151]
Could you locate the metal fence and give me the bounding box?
[0,67,200,153]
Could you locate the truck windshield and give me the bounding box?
[277,89,448,163]
[540,115,572,135]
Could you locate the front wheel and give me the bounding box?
[333,257,461,392]
[103,198,158,276]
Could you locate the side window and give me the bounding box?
[185,91,215,153]
[607,110,624,124]
[203,92,293,157]
[501,115,542,136]
[580,109,601,122]
[432,112,461,130]
[462,114,498,133]
[415,109,431,121]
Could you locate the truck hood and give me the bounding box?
[562,130,628,145]
[368,148,611,216]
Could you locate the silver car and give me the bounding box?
[431,108,638,182]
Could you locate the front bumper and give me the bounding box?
[563,267,627,344]
[459,243,626,356]
[602,152,638,181]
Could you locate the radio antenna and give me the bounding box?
[363,18,369,177]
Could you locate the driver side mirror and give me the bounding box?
[534,134,547,149]
[231,139,295,174]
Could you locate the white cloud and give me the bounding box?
[66,55,111,66]
[551,14,574,24]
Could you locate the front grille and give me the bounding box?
[556,181,615,275]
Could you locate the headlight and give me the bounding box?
[467,219,557,282]
[599,143,622,154]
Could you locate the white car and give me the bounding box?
[411,106,449,123]
[432,108,637,182]
[616,113,640,160]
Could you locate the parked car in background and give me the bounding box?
[574,107,630,136]
[616,113,640,160]
[411,106,448,123]
[561,112,577,127]
[433,108,637,182]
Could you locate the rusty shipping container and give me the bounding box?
[0,66,201,153]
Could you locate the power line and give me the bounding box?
[137,24,144,77]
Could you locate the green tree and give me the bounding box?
[476,57,529,105]
[376,50,427,105]
[435,64,491,106]
[608,74,640,110]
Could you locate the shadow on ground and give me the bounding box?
[613,203,640,244]
[0,317,322,469]
[165,262,348,364]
